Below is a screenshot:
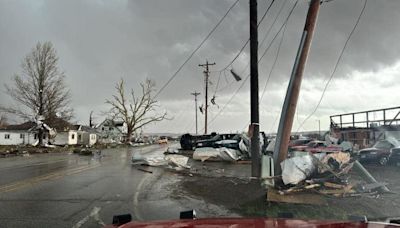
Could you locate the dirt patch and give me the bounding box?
[174,163,400,221]
[176,175,267,216]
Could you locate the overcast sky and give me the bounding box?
[1,0,400,134]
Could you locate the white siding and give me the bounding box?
[52,132,69,145]
[68,131,78,145]
[89,134,97,146]
[0,132,36,145]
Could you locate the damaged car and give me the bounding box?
[194,133,237,149]
[357,140,397,165]
[290,140,342,153]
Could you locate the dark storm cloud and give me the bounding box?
[0,0,399,132]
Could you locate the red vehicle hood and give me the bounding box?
[108,218,398,227]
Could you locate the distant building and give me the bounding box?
[0,121,49,145]
[330,106,400,149]
[96,119,127,143]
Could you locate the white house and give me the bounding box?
[78,125,97,146]
[52,129,79,146]
[0,122,48,145]
[49,119,79,146]
[96,119,127,143]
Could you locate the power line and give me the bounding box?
[295,0,368,132]
[206,1,299,130]
[212,0,285,97]
[258,0,289,58]
[224,0,291,89]
[219,0,276,72]
[154,0,240,98]
[260,22,288,101]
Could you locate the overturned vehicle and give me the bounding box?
[192,132,268,162]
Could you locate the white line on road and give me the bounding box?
[133,175,149,221]
[72,206,105,228]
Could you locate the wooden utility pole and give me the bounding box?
[199,60,215,134]
[273,0,321,175]
[249,0,260,177]
[191,91,201,135]
[89,111,94,128]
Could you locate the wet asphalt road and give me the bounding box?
[0,144,238,228]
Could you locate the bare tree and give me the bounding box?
[106,79,167,143]
[0,114,8,128]
[2,41,72,145]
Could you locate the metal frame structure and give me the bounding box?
[330,106,400,148]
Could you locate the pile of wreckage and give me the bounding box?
[274,149,389,199]
[130,133,257,172]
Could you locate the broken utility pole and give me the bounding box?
[273,0,321,176]
[250,0,260,177]
[199,60,216,134]
[191,91,201,135]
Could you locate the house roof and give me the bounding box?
[96,119,124,128]
[80,125,98,133]
[0,121,36,131]
[46,118,74,132]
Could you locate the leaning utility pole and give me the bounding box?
[273,0,321,175]
[199,60,216,134]
[191,91,201,135]
[249,0,260,178]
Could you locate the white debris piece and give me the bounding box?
[193,147,220,162]
[239,139,248,154]
[165,154,190,168]
[165,147,180,154]
[266,138,275,153]
[281,155,316,185]
[193,147,242,162]
[217,148,241,161]
[131,153,168,166]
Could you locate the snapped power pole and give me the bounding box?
[273,0,321,176]
[191,91,201,135]
[199,60,216,134]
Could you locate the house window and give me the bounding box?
[71,134,75,140]
[20,134,24,139]
[34,134,38,139]
[78,134,81,141]
[5,134,10,139]
[102,127,104,131]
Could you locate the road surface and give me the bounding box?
[0,144,242,228]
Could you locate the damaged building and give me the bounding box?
[330,106,400,149]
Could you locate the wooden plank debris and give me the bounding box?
[267,188,327,205]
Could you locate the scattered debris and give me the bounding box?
[137,168,153,174]
[131,153,191,169]
[274,150,384,199]
[165,154,190,169]
[164,147,180,154]
[281,155,318,185]
[131,153,168,166]
[193,147,242,162]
